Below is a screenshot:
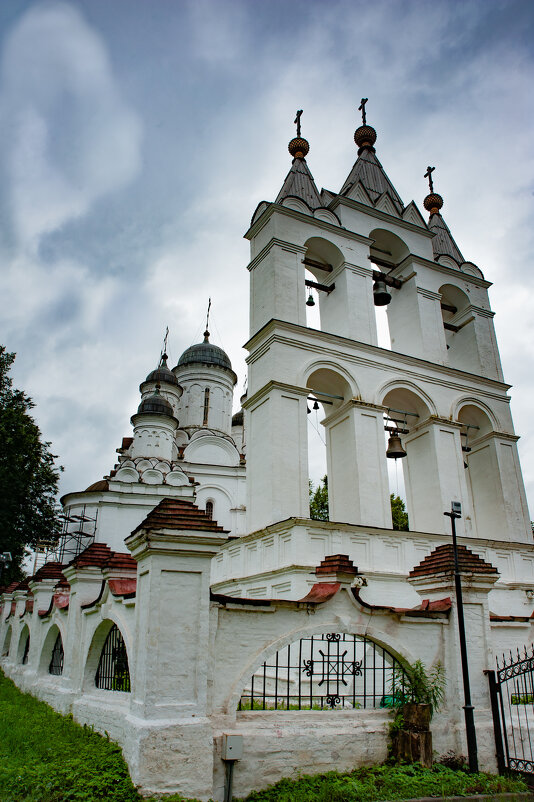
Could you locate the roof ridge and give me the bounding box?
[275,157,322,210]
[339,148,404,213]
[428,211,464,264]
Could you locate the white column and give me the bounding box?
[324,401,391,527]
[244,383,309,532]
[61,565,104,692]
[403,419,471,536]
[388,277,447,363]
[319,263,378,345]
[249,241,307,337]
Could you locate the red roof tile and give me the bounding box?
[4,581,19,593]
[315,554,358,577]
[69,542,113,569]
[133,497,229,535]
[30,562,65,583]
[409,544,498,578]
[103,552,137,572]
[299,582,341,603]
[108,579,137,596]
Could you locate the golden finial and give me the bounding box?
[288,109,309,159]
[423,166,444,215]
[354,97,377,152]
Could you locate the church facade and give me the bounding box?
[1,106,533,801]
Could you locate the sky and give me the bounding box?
[0,0,533,515]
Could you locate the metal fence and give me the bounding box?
[239,632,408,711]
[48,633,64,675]
[487,646,534,775]
[95,625,131,692]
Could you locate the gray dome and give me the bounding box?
[232,409,244,427]
[137,389,174,417]
[175,331,234,376]
[144,355,179,387]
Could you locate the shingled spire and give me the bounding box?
[339,98,404,214]
[275,109,322,210]
[423,166,465,265]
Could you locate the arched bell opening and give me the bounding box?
[2,626,12,658]
[303,237,343,333]
[439,284,478,372]
[457,403,498,537]
[369,230,410,351]
[381,387,433,533]
[306,368,354,524]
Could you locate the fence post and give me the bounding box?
[484,669,506,774]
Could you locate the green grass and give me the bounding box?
[237,763,529,801]
[0,670,528,802]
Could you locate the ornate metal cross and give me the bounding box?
[294,109,303,137]
[205,297,212,332]
[424,165,436,193]
[359,97,368,125]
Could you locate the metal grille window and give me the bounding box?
[206,500,214,519]
[239,633,407,710]
[49,633,64,675]
[22,634,30,665]
[95,625,131,692]
[203,388,210,425]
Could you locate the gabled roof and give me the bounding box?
[133,497,229,535]
[275,157,322,210]
[428,212,464,264]
[340,148,404,214]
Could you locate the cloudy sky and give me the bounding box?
[1,0,533,515]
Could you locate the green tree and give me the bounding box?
[309,475,329,521]
[391,493,409,531]
[0,347,63,584]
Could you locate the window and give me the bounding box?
[206,500,214,519]
[203,388,210,425]
[95,625,130,692]
[49,633,64,675]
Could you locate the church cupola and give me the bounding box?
[131,385,178,462]
[173,305,237,435]
[275,109,322,210]
[423,166,465,265]
[140,346,183,418]
[137,386,174,417]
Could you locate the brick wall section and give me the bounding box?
[409,544,499,578]
[132,497,229,534]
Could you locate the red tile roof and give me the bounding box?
[4,581,19,593]
[299,582,341,603]
[133,497,229,535]
[409,544,498,578]
[30,562,65,583]
[352,589,452,617]
[315,554,358,577]
[108,579,137,596]
[104,552,137,572]
[69,543,113,569]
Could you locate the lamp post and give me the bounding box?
[444,502,479,773]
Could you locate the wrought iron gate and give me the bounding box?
[487,646,534,775]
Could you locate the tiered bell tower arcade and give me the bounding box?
[243,106,531,546]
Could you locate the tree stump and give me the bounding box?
[391,703,433,768]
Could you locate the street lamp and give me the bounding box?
[444,501,479,773]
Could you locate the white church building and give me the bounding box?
[1,105,533,801]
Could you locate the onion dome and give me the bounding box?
[137,386,174,417]
[288,137,309,159]
[423,192,444,216]
[175,330,236,382]
[144,354,179,387]
[354,125,377,152]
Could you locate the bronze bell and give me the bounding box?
[373,279,391,307]
[306,292,315,307]
[386,433,407,459]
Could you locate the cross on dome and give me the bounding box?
[424,165,436,193]
[358,97,368,125]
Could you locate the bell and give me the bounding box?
[313,400,320,411]
[306,292,315,307]
[386,433,407,459]
[373,279,392,307]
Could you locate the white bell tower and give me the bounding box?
[244,104,531,545]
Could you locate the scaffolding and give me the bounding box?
[58,505,98,563]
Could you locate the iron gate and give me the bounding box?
[487,646,534,775]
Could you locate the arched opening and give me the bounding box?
[306,368,353,522]
[303,238,343,332]
[95,624,130,692]
[206,499,214,520]
[370,230,410,351]
[457,403,498,536]
[18,626,30,665]
[38,624,64,675]
[382,387,432,532]
[202,387,210,426]
[238,631,409,711]
[2,626,12,657]
[439,285,477,372]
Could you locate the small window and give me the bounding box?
[206,500,214,519]
[49,633,64,675]
[203,388,210,425]
[95,625,130,692]
[22,634,30,665]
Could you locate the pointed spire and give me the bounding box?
[275,109,321,209]
[423,167,465,264]
[340,99,404,212]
